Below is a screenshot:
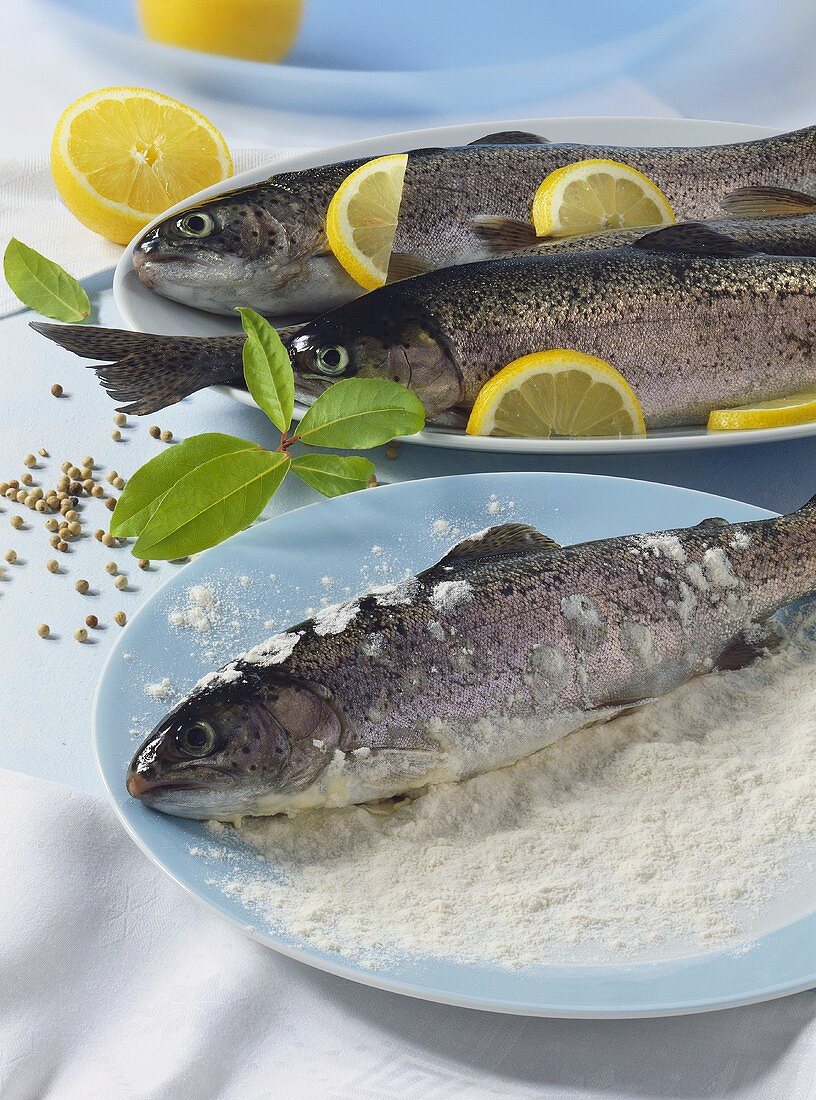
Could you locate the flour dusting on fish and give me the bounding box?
[127,499,816,821]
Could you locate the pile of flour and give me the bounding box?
[211,612,816,970]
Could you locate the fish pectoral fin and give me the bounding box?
[428,523,562,572]
[470,214,540,253]
[714,624,787,672]
[720,185,816,219]
[468,131,550,145]
[632,223,758,258]
[386,252,435,281]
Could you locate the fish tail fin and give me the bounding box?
[30,323,247,415]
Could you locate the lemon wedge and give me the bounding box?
[708,392,816,431]
[326,154,408,290]
[51,87,233,244]
[466,349,646,439]
[531,159,675,238]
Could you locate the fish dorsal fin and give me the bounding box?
[433,523,561,571]
[468,131,550,145]
[470,214,539,253]
[632,222,758,258]
[720,185,816,219]
[695,516,729,528]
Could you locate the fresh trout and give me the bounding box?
[126,500,816,821]
[131,127,816,317]
[34,217,816,426]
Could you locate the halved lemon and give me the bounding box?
[466,350,646,439]
[326,154,408,290]
[531,159,675,238]
[708,391,816,431]
[51,87,233,244]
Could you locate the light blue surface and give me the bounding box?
[93,470,816,1017]
[42,0,716,115]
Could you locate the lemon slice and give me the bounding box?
[51,87,233,244]
[466,350,646,439]
[708,391,816,431]
[532,159,675,238]
[326,154,408,290]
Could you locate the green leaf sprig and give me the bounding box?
[3,239,90,322]
[111,309,425,560]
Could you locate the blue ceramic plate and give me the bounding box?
[45,0,714,116]
[93,472,816,1017]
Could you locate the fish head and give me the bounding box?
[126,672,343,819]
[287,302,463,418]
[133,184,354,316]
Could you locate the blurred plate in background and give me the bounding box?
[43,0,716,115]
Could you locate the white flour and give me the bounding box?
[214,614,816,971]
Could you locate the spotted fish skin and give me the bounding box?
[133,126,816,317]
[33,225,816,421]
[127,501,816,821]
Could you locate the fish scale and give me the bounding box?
[127,503,816,821]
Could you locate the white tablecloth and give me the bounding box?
[4,1,816,1096]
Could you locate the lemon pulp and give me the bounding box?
[466,350,646,439]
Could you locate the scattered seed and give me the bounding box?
[91,485,105,499]
[68,466,81,479]
[74,628,88,643]
[160,429,173,443]
[114,574,128,590]
[105,561,117,575]
[65,509,78,523]
[114,611,127,627]
[85,614,98,629]
[60,461,71,473]
[23,454,36,468]
[38,448,48,458]
[149,425,161,439]
[102,533,115,547]
[94,529,104,542]
[106,470,118,484]
[58,540,68,552]
[68,482,82,496]
[10,516,24,530]
[45,559,59,573]
[57,476,69,491]
[110,429,121,442]
[367,475,378,488]
[49,535,61,549]
[385,445,399,460]
[105,499,116,512]
[82,479,94,492]
[68,521,81,536]
[82,456,94,468]
[21,473,33,486]
[5,550,17,563]
[15,490,27,504]
[112,477,125,491]
[113,412,127,427]
[51,384,63,398]
[35,500,47,514]
[75,578,90,594]
[4,489,15,501]
[138,559,150,570]
[37,624,50,638]
[45,518,59,532]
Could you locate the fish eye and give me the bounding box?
[178,211,214,238]
[175,720,217,757]
[316,344,350,376]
